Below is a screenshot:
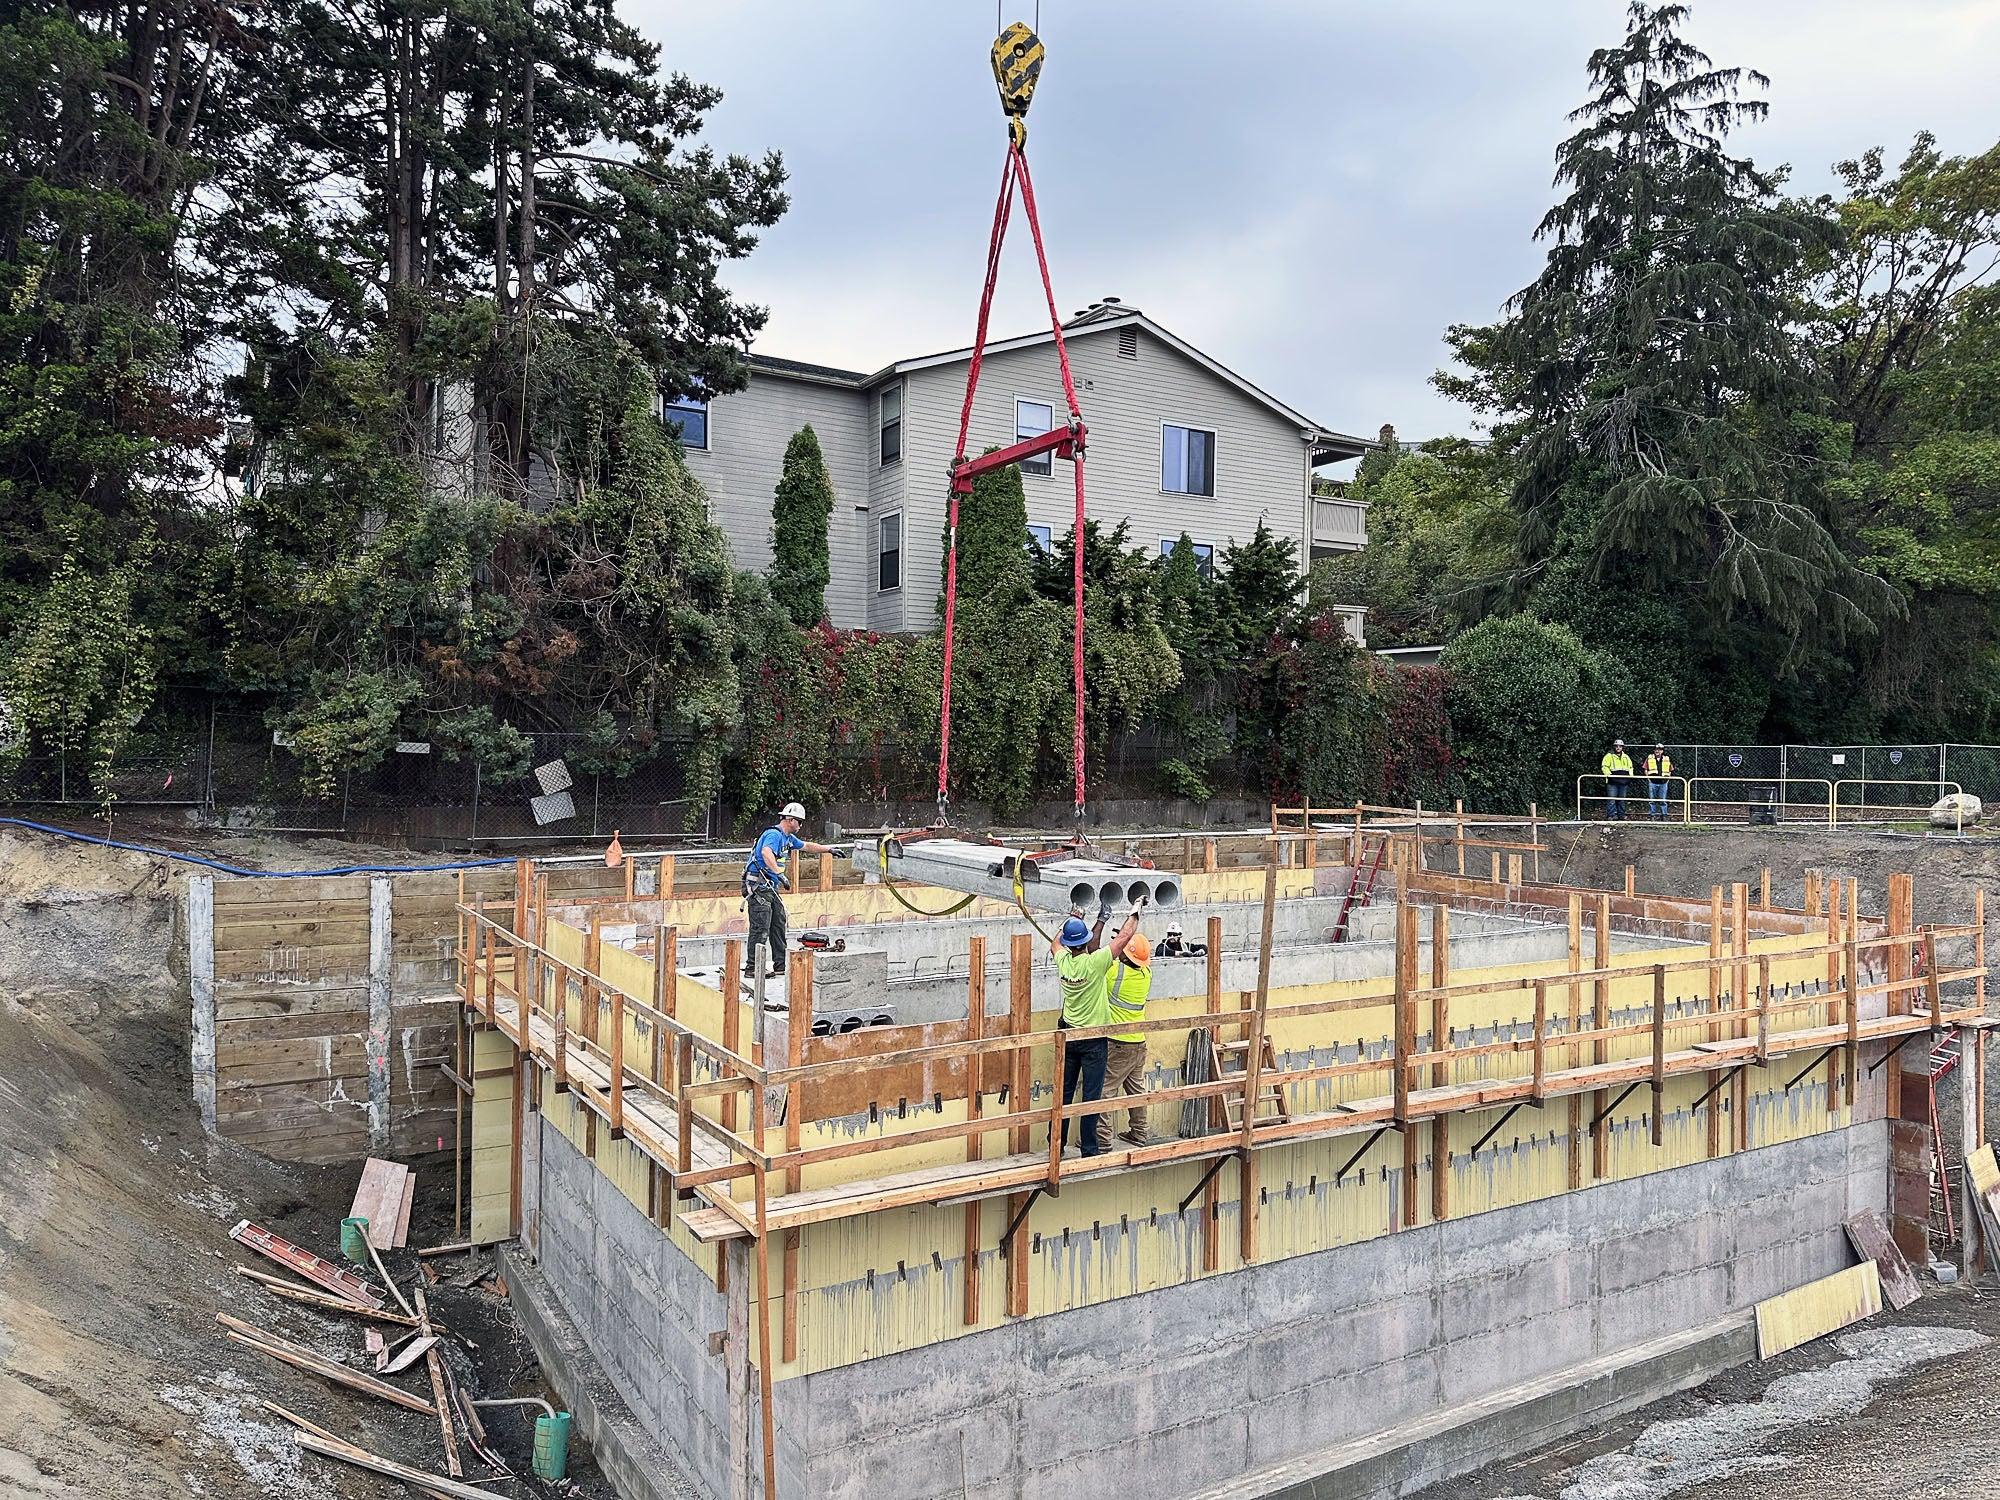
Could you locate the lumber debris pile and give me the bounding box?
[217,1158,544,1493]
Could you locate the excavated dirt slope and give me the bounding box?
[0,824,611,1498]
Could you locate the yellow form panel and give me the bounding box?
[528,925,1859,1383]
[1756,1261,1882,1357]
[469,1026,517,1245]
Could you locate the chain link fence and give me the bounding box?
[0,704,715,845]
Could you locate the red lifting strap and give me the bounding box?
[938,141,1088,824]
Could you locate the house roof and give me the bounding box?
[744,352,867,388]
[746,302,1373,456]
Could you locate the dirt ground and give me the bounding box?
[0,823,617,1499]
[1422,1283,2000,1499]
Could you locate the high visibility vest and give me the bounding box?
[1055,948,1115,1029]
[1602,752,1634,776]
[1107,959,1152,1044]
[1645,754,1673,777]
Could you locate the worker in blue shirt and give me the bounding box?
[743,801,839,977]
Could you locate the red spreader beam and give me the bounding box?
[937,140,1088,825]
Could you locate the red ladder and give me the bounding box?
[1331,836,1388,944]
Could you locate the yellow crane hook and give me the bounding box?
[991,21,1045,150]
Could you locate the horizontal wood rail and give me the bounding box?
[453,874,1989,1242]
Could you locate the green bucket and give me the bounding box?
[532,1411,573,1481]
[339,1217,371,1264]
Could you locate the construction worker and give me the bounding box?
[1600,739,1634,822]
[1052,899,1144,1157]
[1101,930,1156,1146]
[742,802,839,978]
[1644,743,1675,821]
[1157,919,1206,957]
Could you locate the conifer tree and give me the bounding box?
[770,425,833,627]
[1446,2,1884,648]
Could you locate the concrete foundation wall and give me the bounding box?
[522,1108,1886,1500]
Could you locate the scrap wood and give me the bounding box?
[365,1328,386,1361]
[451,1377,510,1476]
[217,1313,436,1414]
[229,1220,385,1309]
[413,1284,463,1478]
[295,1431,499,1500]
[383,1334,440,1375]
[417,1241,474,1259]
[350,1157,416,1251]
[230,1266,417,1325]
[1845,1210,1922,1310]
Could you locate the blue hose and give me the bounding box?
[0,815,514,878]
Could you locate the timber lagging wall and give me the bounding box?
[188,871,500,1162]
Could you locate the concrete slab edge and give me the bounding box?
[499,1242,701,1500]
[1189,1312,1757,1500]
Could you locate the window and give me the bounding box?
[661,394,709,450]
[879,384,903,466]
[1160,537,1215,580]
[1015,398,1054,477]
[878,512,902,591]
[1027,524,1053,555]
[1161,424,1215,496]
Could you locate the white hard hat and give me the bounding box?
[1167,920,1184,936]
[780,801,807,820]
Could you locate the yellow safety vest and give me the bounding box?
[1055,948,1115,1029]
[1602,752,1633,776]
[1107,959,1152,1044]
[1644,754,1673,777]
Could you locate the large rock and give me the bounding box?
[1930,792,1982,827]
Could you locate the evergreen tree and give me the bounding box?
[1214,519,1302,657]
[770,425,833,627]
[1445,2,1882,652]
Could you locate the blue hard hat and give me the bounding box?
[1059,916,1091,948]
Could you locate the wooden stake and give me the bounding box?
[964,935,986,1328]
[1650,965,1667,1147]
[1431,903,1450,1223]
[1006,932,1034,1316]
[786,951,811,1195]
[1624,864,1636,899]
[721,940,742,1132]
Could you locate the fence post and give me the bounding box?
[471,763,480,844]
[204,700,218,811]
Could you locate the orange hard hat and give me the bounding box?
[1124,932,1152,967]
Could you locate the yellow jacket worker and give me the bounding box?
[1600,738,1634,821]
[1102,932,1156,1147]
[1643,744,1675,821]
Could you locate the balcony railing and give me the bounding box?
[1312,497,1368,549]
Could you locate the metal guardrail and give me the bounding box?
[1833,780,1965,831]
[1575,774,1966,829]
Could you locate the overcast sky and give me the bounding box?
[639,0,2000,440]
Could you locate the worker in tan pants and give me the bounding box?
[1101,931,1155,1146]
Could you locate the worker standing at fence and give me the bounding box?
[1600,739,1634,821]
[1101,931,1156,1146]
[742,801,840,978]
[1644,743,1674,821]
[1053,900,1144,1157]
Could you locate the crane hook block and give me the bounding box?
[991,21,1045,148]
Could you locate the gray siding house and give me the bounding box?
[670,300,1373,636]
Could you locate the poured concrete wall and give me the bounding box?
[520,1107,1887,1499]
